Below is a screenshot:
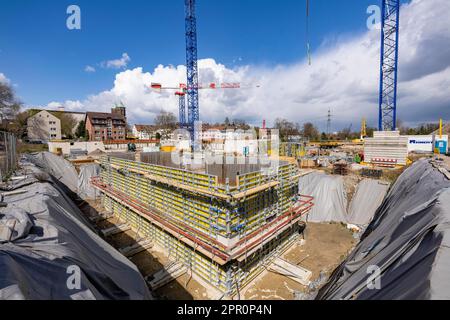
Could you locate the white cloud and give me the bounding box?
[0,73,10,84]
[50,0,450,130]
[85,65,96,73]
[102,53,131,69]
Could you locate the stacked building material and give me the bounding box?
[364,131,408,166]
[333,162,348,176]
[361,168,383,179]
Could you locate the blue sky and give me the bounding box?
[3,0,448,132]
[0,0,407,106]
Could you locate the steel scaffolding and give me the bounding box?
[93,154,313,296]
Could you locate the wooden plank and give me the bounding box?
[119,239,153,257]
[147,262,187,290]
[109,163,231,200]
[101,223,130,237]
[89,214,110,223]
[268,257,312,286]
[232,181,279,200]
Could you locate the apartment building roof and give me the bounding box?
[134,124,158,132]
[86,112,126,121]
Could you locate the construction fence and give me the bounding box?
[0,131,18,181]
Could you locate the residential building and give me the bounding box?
[85,107,127,141]
[132,124,158,140]
[27,110,62,142]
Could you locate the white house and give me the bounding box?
[27,110,62,142]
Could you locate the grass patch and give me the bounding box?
[19,143,49,154]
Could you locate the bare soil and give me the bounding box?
[242,222,356,300]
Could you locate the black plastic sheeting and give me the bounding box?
[0,158,152,300]
[317,159,450,300]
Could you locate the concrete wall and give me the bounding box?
[48,141,105,155]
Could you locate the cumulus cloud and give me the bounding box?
[102,53,131,69]
[51,0,450,130]
[85,65,96,73]
[0,73,10,84]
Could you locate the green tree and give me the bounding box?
[58,113,77,139]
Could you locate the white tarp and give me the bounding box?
[25,152,78,193]
[78,164,101,200]
[0,158,152,300]
[347,179,390,226]
[298,172,347,223]
[317,159,450,300]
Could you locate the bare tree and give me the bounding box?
[302,122,319,141]
[155,110,177,130]
[274,118,301,142]
[0,82,22,130]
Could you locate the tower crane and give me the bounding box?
[185,0,199,142]
[151,82,258,127]
[306,0,401,132]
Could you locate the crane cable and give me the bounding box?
[306,0,312,65]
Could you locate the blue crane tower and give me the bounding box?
[378,0,400,131]
[185,0,200,143]
[175,91,186,126]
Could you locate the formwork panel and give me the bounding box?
[95,154,310,297]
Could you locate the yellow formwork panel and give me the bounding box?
[100,156,299,241]
[104,196,229,291]
[103,194,300,297]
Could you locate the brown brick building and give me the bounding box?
[85,106,127,141]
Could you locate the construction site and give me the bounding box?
[2,0,450,304]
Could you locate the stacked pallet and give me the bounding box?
[364,131,408,166]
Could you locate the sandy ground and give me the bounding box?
[79,199,356,301]
[242,223,356,300]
